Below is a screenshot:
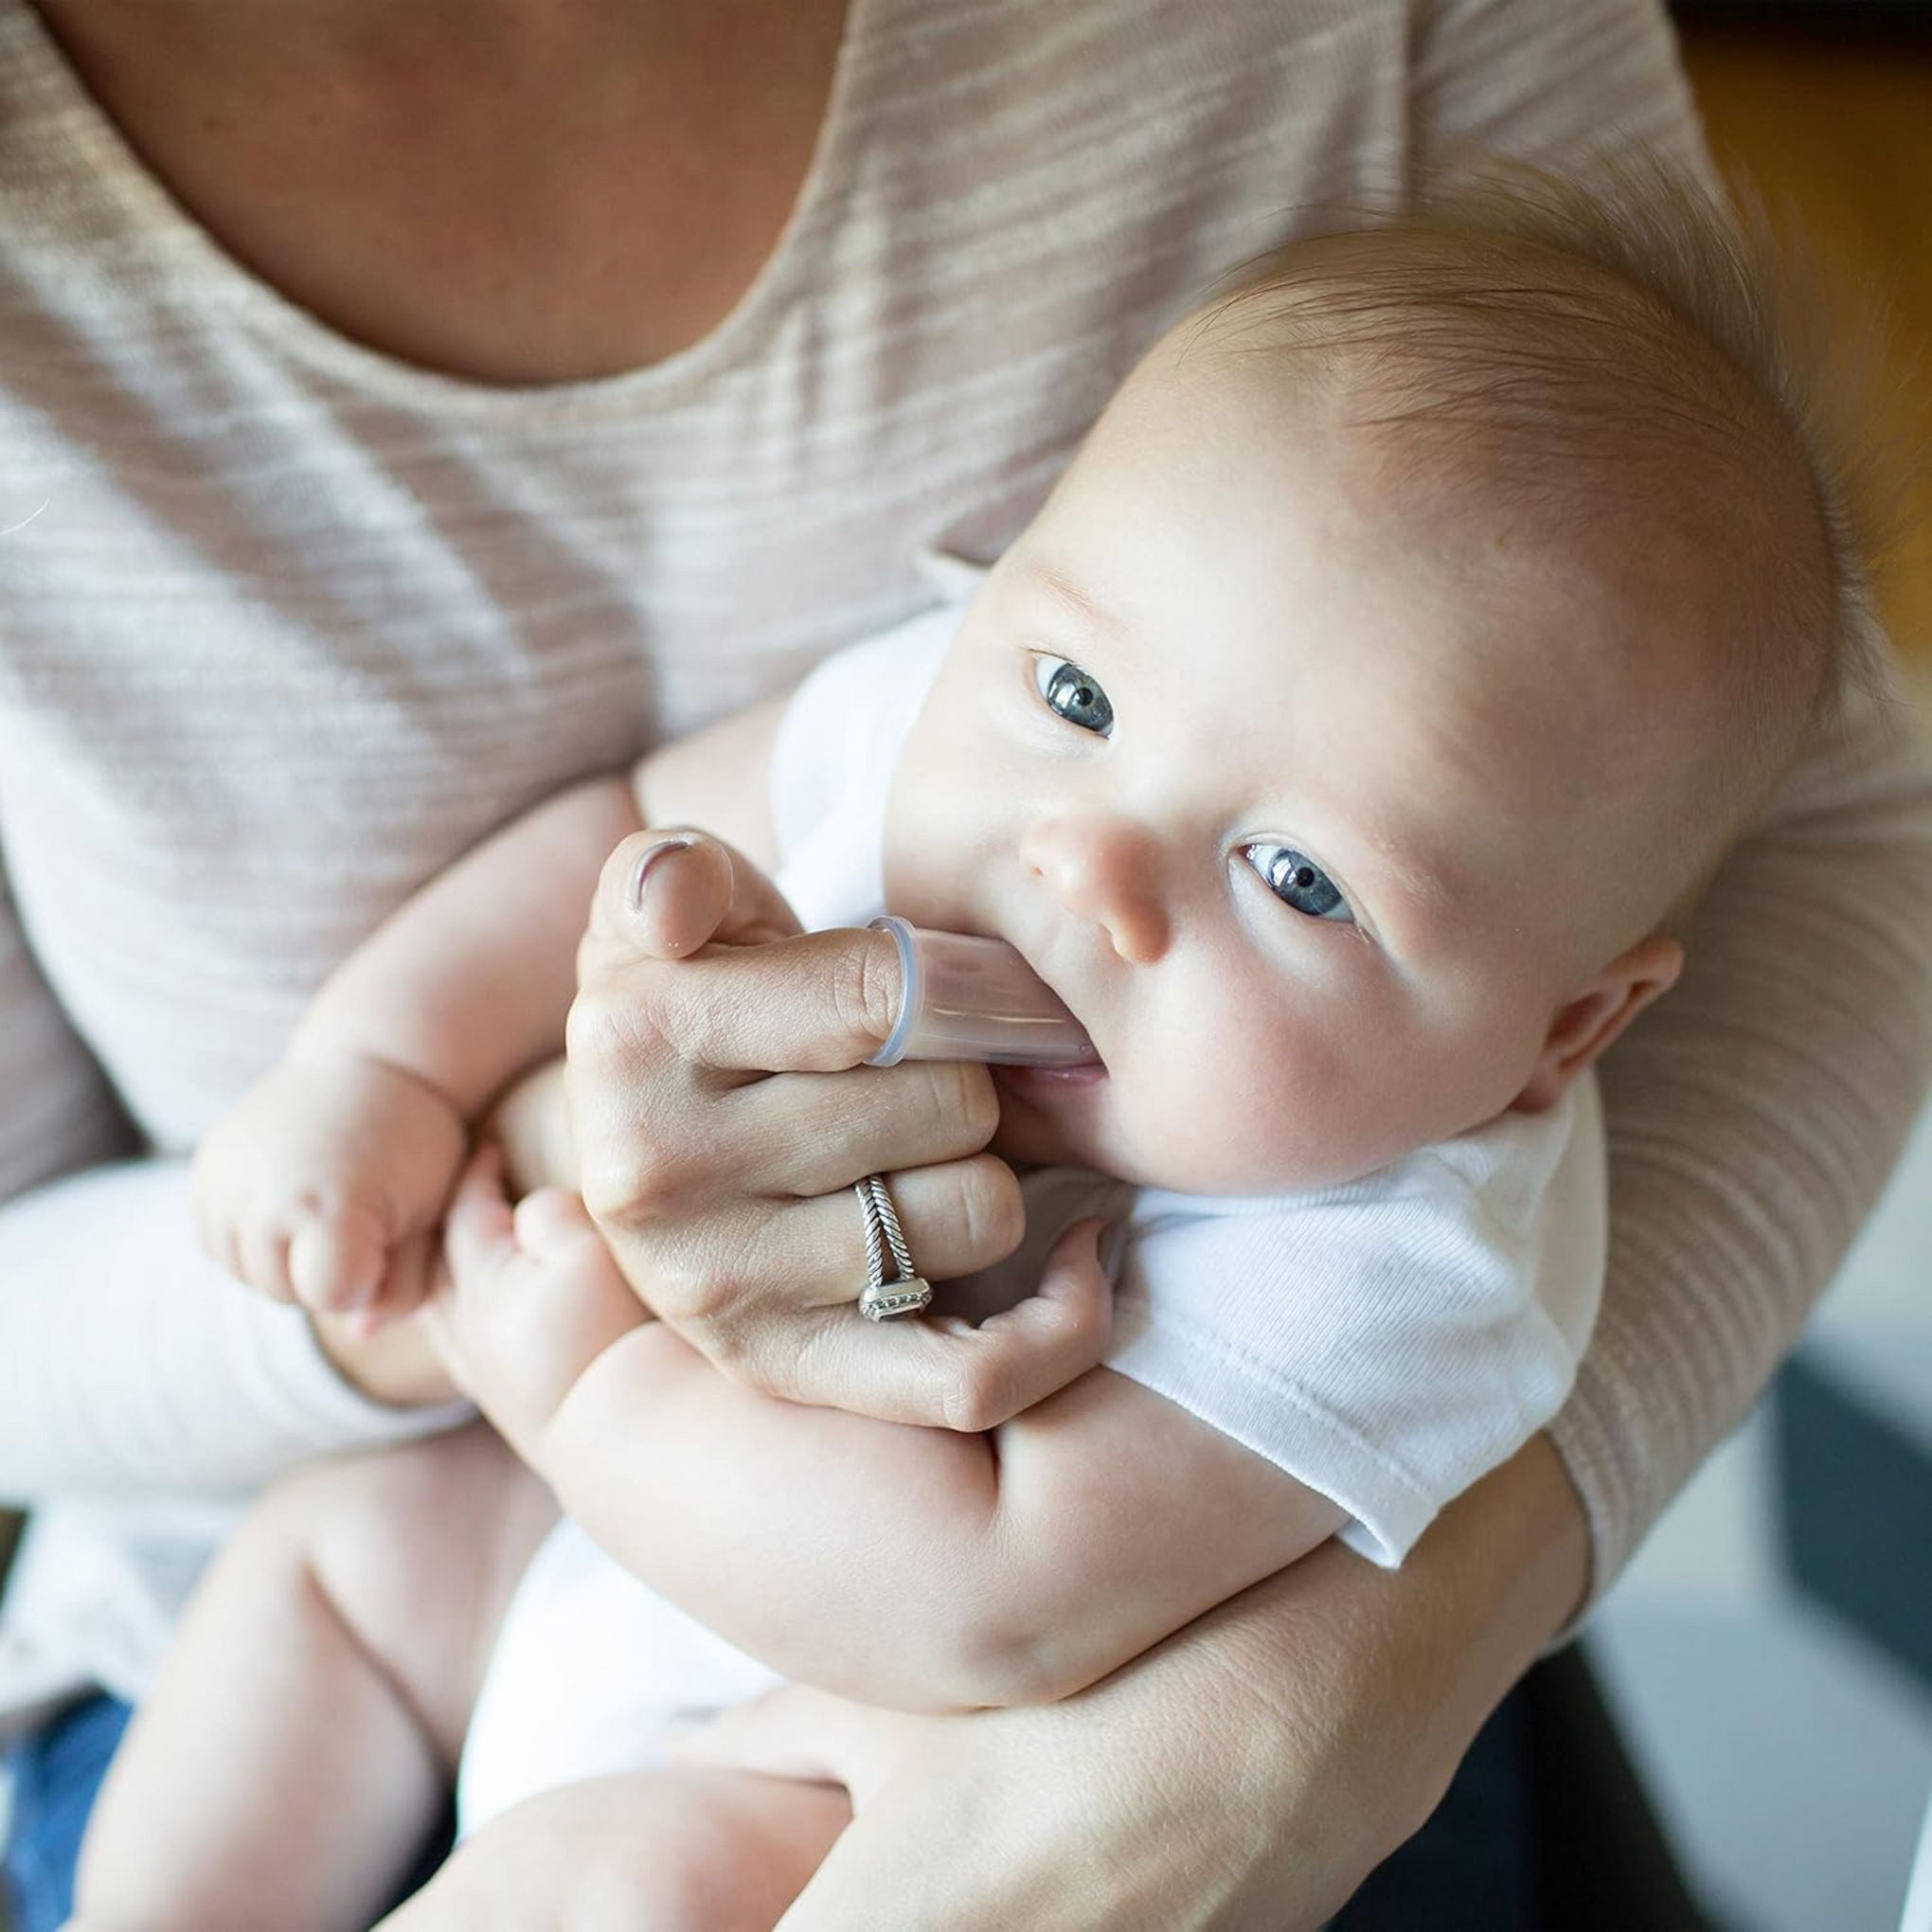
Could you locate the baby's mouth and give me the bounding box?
[996,1058,1109,1089]
[992,938,1105,1076]
[871,916,1100,1070]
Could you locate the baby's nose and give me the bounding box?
[1021,814,1171,965]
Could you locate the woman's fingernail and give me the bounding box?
[626,835,696,913]
[1099,1219,1127,1281]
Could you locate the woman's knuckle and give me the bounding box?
[576,1157,628,1229]
[836,939,901,1051]
[940,1352,1014,1434]
[950,1066,1001,1147]
[581,1104,723,1227]
[566,984,653,1071]
[578,1141,661,1227]
[632,1233,724,1325]
[955,1157,1023,1261]
[564,986,617,1064]
[906,1063,993,1154]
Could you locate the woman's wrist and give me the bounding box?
[1394,1430,1592,1664]
[1249,1432,1587,1704]
[1219,1432,1590,1868]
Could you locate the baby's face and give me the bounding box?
[885,325,1694,1192]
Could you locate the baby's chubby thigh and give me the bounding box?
[271,1420,561,1766]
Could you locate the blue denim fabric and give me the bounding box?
[1,1693,459,1929]
[3,1693,133,1932]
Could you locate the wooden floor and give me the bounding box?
[1680,17,1932,702]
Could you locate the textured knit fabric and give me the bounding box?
[1,0,1928,1718]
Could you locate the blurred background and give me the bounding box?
[1596,7,1932,1928]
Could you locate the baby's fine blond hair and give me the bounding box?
[1193,152,1895,926]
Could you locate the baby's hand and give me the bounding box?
[422,1144,647,1462]
[190,1051,469,1322]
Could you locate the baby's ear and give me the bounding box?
[1512,935,1684,1114]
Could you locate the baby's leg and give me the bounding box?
[71,1424,556,1932]
[379,1768,851,1932]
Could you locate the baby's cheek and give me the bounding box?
[1124,1020,1320,1190]
[1133,993,1413,1194]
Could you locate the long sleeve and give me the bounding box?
[0,857,468,1503]
[0,816,476,1730]
[1558,665,1932,1597]
[0,861,133,1206]
[0,861,471,1730]
[0,1154,474,1731]
[0,1158,473,1502]
[1410,0,1932,1599]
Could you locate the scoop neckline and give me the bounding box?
[10,0,876,417]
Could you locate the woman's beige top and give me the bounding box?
[1,0,1928,1706]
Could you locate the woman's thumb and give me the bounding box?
[582,829,799,975]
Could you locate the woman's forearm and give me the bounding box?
[1557,668,1932,1603]
[708,1432,1591,1932]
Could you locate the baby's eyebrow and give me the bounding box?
[1343,827,1462,937]
[1022,560,1121,637]
[1367,845,1453,926]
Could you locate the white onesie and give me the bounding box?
[456,607,1605,1832]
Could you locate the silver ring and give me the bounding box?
[854,1173,932,1322]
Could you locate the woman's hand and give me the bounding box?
[680,1434,1593,1931]
[564,831,1111,1428]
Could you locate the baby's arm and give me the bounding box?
[431,1154,1347,1713]
[191,777,643,1317]
[195,696,791,1319]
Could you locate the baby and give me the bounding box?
[71,161,1871,1930]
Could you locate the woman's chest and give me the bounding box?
[0,434,954,1148]
[29,0,853,385]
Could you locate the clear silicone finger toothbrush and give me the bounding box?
[865,916,1097,1068]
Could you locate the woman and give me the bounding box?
[0,0,1926,1924]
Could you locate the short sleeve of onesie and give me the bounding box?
[765,613,1606,1565]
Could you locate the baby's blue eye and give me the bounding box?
[1243,845,1353,923]
[1033,656,1114,738]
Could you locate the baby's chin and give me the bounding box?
[988,1064,1113,1176]
[991,1070,1372,1196]
[987,1064,1178,1190]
